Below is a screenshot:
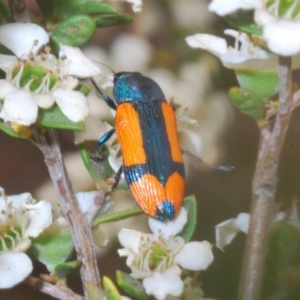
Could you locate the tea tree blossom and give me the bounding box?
[186,29,276,71]
[215,211,287,250]
[0,23,101,126]
[208,0,300,56]
[118,208,213,300]
[0,187,52,288]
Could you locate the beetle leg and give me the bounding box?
[98,128,115,147]
[112,165,123,190]
[91,78,117,110]
[182,149,234,171]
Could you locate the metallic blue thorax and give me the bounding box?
[113,72,165,103]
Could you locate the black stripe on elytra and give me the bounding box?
[123,99,184,186]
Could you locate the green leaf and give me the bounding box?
[229,87,264,122]
[93,208,142,227]
[235,70,278,102]
[179,195,197,242]
[37,0,117,25]
[103,276,122,300]
[80,142,115,189]
[0,0,12,22]
[75,82,91,97]
[268,223,300,277]
[30,220,74,273]
[87,282,102,300]
[263,222,300,298]
[52,14,96,47]
[0,121,28,139]
[54,261,81,284]
[37,105,85,130]
[95,14,133,27]
[75,2,117,15]
[116,270,147,299]
[224,10,262,35]
[277,0,300,18]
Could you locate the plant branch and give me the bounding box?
[25,276,83,300]
[238,56,294,300]
[31,128,102,299]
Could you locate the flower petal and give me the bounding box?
[215,213,249,250]
[0,54,18,73]
[33,93,55,109]
[0,80,17,98]
[76,190,99,214]
[126,0,143,12]
[175,241,213,271]
[24,200,53,237]
[118,228,142,254]
[0,23,49,57]
[0,252,33,288]
[263,19,300,56]
[208,0,262,16]
[52,88,89,122]
[59,45,101,78]
[186,34,227,58]
[0,90,38,125]
[148,207,188,238]
[143,271,184,300]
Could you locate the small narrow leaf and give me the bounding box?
[236,70,278,102]
[80,142,115,189]
[52,15,96,47]
[224,10,262,35]
[87,281,102,300]
[180,195,197,242]
[30,219,74,273]
[0,0,12,22]
[76,3,117,15]
[228,87,264,122]
[95,14,133,27]
[103,276,122,300]
[116,270,147,299]
[93,208,142,227]
[54,261,81,284]
[0,121,27,139]
[37,105,84,130]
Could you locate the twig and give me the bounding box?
[238,56,294,299]
[8,0,29,22]
[25,276,83,300]
[31,128,102,299]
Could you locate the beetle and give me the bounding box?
[92,71,185,221]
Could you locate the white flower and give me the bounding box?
[118,208,213,300]
[208,0,262,16]
[215,213,250,251]
[216,211,287,250]
[208,0,300,56]
[255,8,300,56]
[0,187,52,288]
[115,0,142,12]
[0,23,101,126]
[186,29,277,71]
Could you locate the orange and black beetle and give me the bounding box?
[94,72,185,221]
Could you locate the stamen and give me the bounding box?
[0,235,8,252]
[285,0,299,19]
[10,227,21,244]
[12,63,25,88]
[5,233,16,249]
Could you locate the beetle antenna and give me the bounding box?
[91,60,115,75]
